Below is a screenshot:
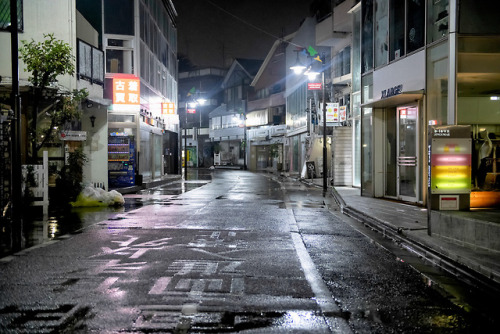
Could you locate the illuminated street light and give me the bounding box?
[290,52,328,192]
[183,96,207,179]
[290,51,306,74]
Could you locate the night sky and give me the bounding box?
[173,0,316,69]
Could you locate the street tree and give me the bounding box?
[19,33,88,162]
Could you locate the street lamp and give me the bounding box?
[184,98,205,180]
[290,54,328,192]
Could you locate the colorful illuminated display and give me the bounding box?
[431,139,472,194]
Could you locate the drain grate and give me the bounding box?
[0,304,90,333]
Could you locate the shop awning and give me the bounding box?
[361,90,424,108]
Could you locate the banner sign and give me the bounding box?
[59,130,87,141]
[308,82,322,90]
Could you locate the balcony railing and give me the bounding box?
[77,39,104,85]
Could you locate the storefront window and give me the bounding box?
[286,84,308,132]
[389,0,405,61]
[459,0,500,34]
[456,36,500,192]
[406,0,425,53]
[361,0,374,73]
[361,74,373,196]
[154,134,162,177]
[374,0,389,68]
[426,41,448,125]
[352,9,362,92]
[352,92,361,187]
[427,0,449,43]
[106,49,134,74]
[104,0,134,35]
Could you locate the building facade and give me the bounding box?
[209,59,262,168]
[246,36,291,172]
[102,0,178,186]
[285,17,332,178]
[178,67,226,168]
[352,0,500,208]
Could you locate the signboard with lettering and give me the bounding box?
[59,131,87,141]
[339,106,347,122]
[429,125,472,195]
[162,102,176,115]
[319,103,345,124]
[381,84,403,99]
[307,82,322,90]
[112,76,140,105]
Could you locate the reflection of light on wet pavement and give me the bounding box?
[48,219,59,238]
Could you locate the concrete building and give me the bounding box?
[178,67,226,168]
[0,0,178,195]
[0,0,108,192]
[352,0,500,209]
[284,16,331,178]
[246,35,291,172]
[100,0,178,186]
[209,59,262,168]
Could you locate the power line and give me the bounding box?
[204,0,305,49]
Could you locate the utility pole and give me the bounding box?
[10,0,23,251]
[322,71,327,192]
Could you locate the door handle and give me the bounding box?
[398,156,417,166]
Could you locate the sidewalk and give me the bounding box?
[299,177,500,291]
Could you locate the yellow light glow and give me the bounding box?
[434,182,470,189]
[434,173,468,179]
[433,165,469,172]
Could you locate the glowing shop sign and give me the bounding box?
[112,76,140,105]
[162,102,176,115]
[431,139,472,194]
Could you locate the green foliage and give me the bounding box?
[19,33,75,88]
[55,148,88,204]
[19,33,88,159]
[35,88,88,152]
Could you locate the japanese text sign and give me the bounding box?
[430,125,472,194]
[113,77,140,105]
[162,102,176,115]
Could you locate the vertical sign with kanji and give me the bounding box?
[113,77,140,105]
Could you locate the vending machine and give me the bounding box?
[108,135,135,188]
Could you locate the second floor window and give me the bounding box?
[0,0,23,31]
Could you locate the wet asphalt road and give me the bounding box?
[0,170,495,333]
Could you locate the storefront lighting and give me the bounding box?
[433,155,469,164]
[433,181,469,190]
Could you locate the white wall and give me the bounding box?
[82,106,108,189]
[0,0,78,90]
